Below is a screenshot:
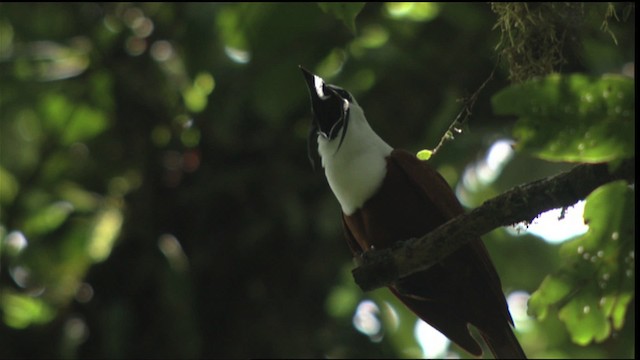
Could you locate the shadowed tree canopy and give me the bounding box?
[0,3,635,359]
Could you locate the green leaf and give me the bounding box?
[492,74,634,163]
[40,94,74,133]
[558,291,610,345]
[325,265,360,319]
[1,291,56,329]
[528,181,635,345]
[416,149,433,161]
[86,206,123,262]
[318,3,365,33]
[22,201,75,236]
[528,274,572,320]
[57,182,99,212]
[0,165,19,205]
[61,104,109,145]
[39,94,109,145]
[384,3,441,22]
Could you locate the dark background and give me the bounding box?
[0,3,634,358]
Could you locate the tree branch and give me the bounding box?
[352,158,636,292]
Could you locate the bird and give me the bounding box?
[300,66,526,359]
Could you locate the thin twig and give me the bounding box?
[431,57,501,156]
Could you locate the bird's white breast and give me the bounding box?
[318,108,392,215]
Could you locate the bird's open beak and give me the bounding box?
[299,65,322,100]
[300,65,333,123]
[300,66,324,168]
[300,65,351,168]
[299,66,346,138]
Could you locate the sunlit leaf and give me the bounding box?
[384,2,441,22]
[611,293,632,329]
[318,3,365,33]
[560,180,634,258]
[492,74,634,162]
[39,94,109,145]
[18,220,96,305]
[87,206,123,262]
[528,274,572,320]
[182,72,215,113]
[325,265,360,318]
[356,25,389,49]
[182,86,208,113]
[1,291,56,329]
[40,93,74,132]
[57,182,99,212]
[0,20,14,59]
[558,292,610,345]
[416,149,433,161]
[13,41,89,81]
[528,181,635,345]
[61,104,109,145]
[194,72,216,94]
[326,285,359,318]
[216,6,250,56]
[316,48,348,77]
[22,201,74,236]
[0,165,19,205]
[599,292,633,331]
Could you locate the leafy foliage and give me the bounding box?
[317,3,366,33]
[491,13,635,351]
[0,2,634,359]
[492,74,635,162]
[528,181,634,345]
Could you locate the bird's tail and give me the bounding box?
[481,325,527,359]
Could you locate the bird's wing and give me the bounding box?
[342,215,364,256]
[387,149,521,357]
[388,149,508,307]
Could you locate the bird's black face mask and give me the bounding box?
[299,66,351,169]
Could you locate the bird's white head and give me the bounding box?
[300,66,392,214]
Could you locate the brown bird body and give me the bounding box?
[300,66,526,358]
[343,149,524,358]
